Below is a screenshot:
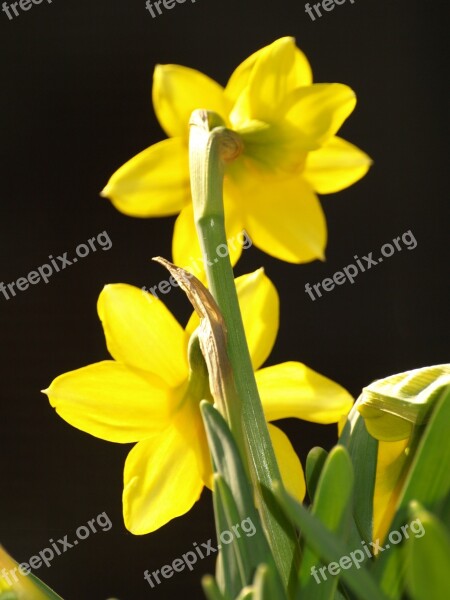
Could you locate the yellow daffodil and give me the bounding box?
[44,269,353,535]
[101,37,371,269]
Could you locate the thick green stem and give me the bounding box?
[189,110,299,588]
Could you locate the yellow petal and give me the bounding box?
[373,439,410,543]
[185,268,279,372]
[235,269,279,370]
[282,84,356,150]
[44,361,173,443]
[98,284,189,387]
[153,64,230,139]
[303,136,372,194]
[257,362,354,423]
[230,37,314,127]
[234,172,326,263]
[269,423,306,502]
[172,200,244,283]
[123,422,204,534]
[226,36,312,113]
[101,138,191,217]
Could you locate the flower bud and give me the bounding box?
[357,364,450,441]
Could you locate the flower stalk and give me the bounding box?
[189,109,300,587]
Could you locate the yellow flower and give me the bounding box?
[101,37,372,268]
[44,270,353,535]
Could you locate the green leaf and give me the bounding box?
[200,401,274,596]
[253,563,288,600]
[26,576,64,600]
[305,447,328,502]
[202,574,228,600]
[236,587,254,600]
[215,474,271,596]
[297,446,354,600]
[373,387,450,598]
[0,546,64,600]
[212,474,244,598]
[404,502,450,600]
[273,482,387,600]
[339,405,378,546]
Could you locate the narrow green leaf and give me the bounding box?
[202,574,228,600]
[26,576,64,600]
[253,563,288,600]
[396,387,450,510]
[201,401,275,597]
[215,474,265,594]
[339,405,378,546]
[273,483,387,600]
[297,446,354,600]
[212,474,243,598]
[404,502,450,600]
[236,588,254,600]
[439,489,450,527]
[0,546,64,600]
[201,401,271,559]
[373,387,450,598]
[305,447,328,502]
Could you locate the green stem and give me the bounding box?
[189,110,299,589]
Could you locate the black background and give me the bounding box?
[1,0,448,598]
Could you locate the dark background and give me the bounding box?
[1,0,448,598]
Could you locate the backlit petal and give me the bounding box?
[172,201,244,283]
[101,138,191,217]
[227,37,312,122]
[269,424,306,502]
[153,64,229,139]
[123,422,204,534]
[235,269,279,370]
[227,40,312,103]
[234,171,326,263]
[282,84,356,150]
[185,269,279,372]
[257,362,354,423]
[303,136,373,194]
[44,361,173,443]
[98,284,189,387]
[230,37,314,127]
[373,439,410,544]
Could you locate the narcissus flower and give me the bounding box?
[101,37,371,268]
[44,270,353,535]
